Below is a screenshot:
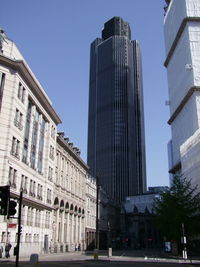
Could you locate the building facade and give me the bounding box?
[121,193,162,249]
[0,30,96,257]
[85,175,96,250]
[164,0,200,189]
[87,17,147,203]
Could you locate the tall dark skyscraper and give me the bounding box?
[87,17,147,203]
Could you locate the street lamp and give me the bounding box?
[94,176,100,259]
[107,220,112,257]
[95,176,100,250]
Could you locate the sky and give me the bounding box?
[1,0,171,188]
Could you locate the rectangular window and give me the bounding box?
[14,108,23,130]
[37,118,46,173]
[48,166,53,181]
[17,82,26,103]
[23,101,32,164]
[11,137,20,159]
[30,110,39,169]
[47,189,51,204]
[49,145,54,160]
[8,167,17,189]
[21,175,28,194]
[0,72,5,112]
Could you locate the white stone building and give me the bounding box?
[0,30,97,257]
[85,174,96,250]
[164,0,200,188]
[53,132,90,252]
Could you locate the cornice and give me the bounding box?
[57,135,89,171]
[0,54,62,125]
[10,191,53,211]
[164,17,200,67]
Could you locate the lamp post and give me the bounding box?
[95,176,100,249]
[107,220,112,257]
[181,223,187,260]
[94,176,100,259]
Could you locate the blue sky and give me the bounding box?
[1,0,171,187]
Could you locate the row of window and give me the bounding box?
[1,231,40,243]
[22,207,50,229]
[9,167,52,203]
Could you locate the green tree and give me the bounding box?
[153,176,200,244]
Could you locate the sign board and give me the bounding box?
[8,223,17,228]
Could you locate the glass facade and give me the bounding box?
[87,17,147,203]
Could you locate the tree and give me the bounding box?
[153,176,200,244]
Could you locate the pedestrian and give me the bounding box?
[0,244,3,258]
[5,243,12,258]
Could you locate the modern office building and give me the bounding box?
[87,17,147,203]
[164,0,200,189]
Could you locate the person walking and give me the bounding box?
[5,243,12,258]
[0,244,3,258]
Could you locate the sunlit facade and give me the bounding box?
[0,30,96,256]
[164,0,200,189]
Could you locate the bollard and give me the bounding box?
[108,247,112,257]
[29,253,39,267]
[93,249,98,259]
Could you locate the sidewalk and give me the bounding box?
[0,249,200,265]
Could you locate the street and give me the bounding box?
[0,260,196,267]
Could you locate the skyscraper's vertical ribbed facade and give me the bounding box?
[87,17,146,203]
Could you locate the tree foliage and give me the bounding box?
[153,176,200,241]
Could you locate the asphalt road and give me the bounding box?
[0,260,197,267]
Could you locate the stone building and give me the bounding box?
[121,193,162,249]
[85,175,96,250]
[0,30,97,257]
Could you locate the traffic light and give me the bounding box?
[8,200,17,217]
[0,186,10,215]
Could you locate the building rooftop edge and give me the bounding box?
[0,54,62,125]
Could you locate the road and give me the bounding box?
[0,260,196,267]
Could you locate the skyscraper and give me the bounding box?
[87,17,147,203]
[164,0,200,189]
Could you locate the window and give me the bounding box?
[14,108,23,130]
[51,125,55,139]
[29,180,35,197]
[23,101,32,163]
[47,189,52,204]
[49,145,54,160]
[25,233,29,242]
[37,184,43,200]
[35,210,41,227]
[8,167,17,188]
[37,118,46,173]
[11,137,20,159]
[30,110,39,169]
[21,175,28,194]
[48,166,53,181]
[1,232,6,243]
[45,211,50,228]
[0,72,5,112]
[33,234,37,243]
[17,82,26,103]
